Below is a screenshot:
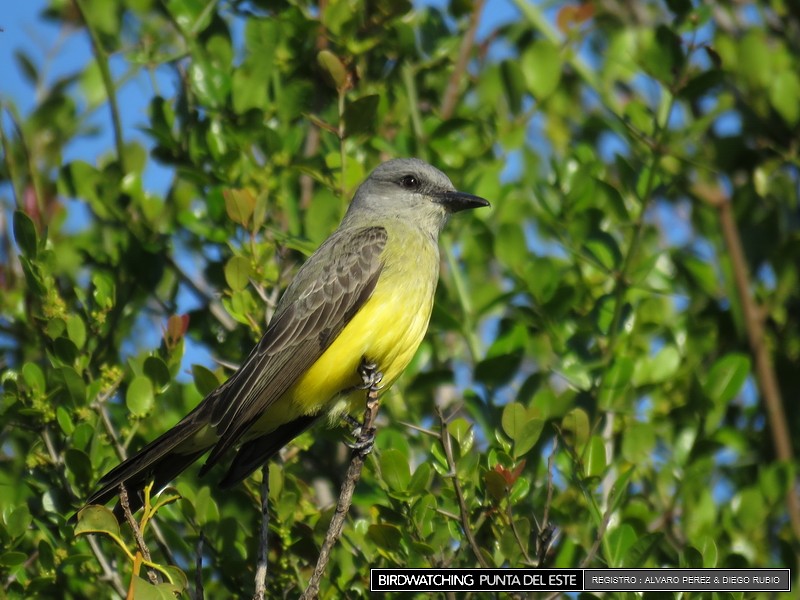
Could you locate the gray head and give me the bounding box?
[342,158,489,233]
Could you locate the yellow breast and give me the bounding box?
[280,227,440,423]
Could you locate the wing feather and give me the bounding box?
[199,226,387,472]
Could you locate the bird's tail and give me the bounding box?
[84,416,210,519]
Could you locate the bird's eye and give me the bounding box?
[399,175,419,189]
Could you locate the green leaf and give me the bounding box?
[500,59,526,114]
[606,523,636,567]
[144,356,171,391]
[13,210,38,259]
[22,362,45,395]
[92,272,116,309]
[317,50,347,90]
[582,231,622,272]
[514,419,543,458]
[632,344,681,386]
[599,355,634,410]
[522,39,562,98]
[447,418,474,454]
[126,375,154,416]
[224,188,255,227]
[501,402,527,441]
[192,364,220,397]
[770,70,800,125]
[703,353,750,404]
[14,50,38,86]
[57,367,86,405]
[75,505,120,538]
[4,505,32,539]
[344,94,379,137]
[367,523,402,551]
[483,469,507,503]
[624,532,662,567]
[585,434,606,479]
[130,575,184,600]
[407,462,432,495]
[53,337,79,366]
[224,255,251,292]
[188,56,230,109]
[561,408,590,449]
[56,405,75,435]
[622,421,656,463]
[411,494,437,538]
[380,448,411,493]
[0,552,28,566]
[495,222,527,273]
[65,315,87,348]
[65,448,93,483]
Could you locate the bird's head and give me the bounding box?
[344,158,490,233]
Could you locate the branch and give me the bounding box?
[700,187,800,542]
[436,406,490,568]
[300,365,383,600]
[252,466,270,600]
[440,0,486,120]
[73,0,126,173]
[44,426,126,595]
[194,531,205,600]
[536,438,557,566]
[119,484,158,585]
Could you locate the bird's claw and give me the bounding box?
[357,359,384,391]
[345,428,376,456]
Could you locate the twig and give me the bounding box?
[163,254,237,332]
[118,484,158,585]
[194,531,204,600]
[87,535,127,597]
[436,406,490,568]
[42,426,126,595]
[252,465,270,600]
[0,105,24,206]
[300,365,383,600]
[705,189,800,541]
[536,438,557,566]
[92,378,177,566]
[72,0,126,173]
[440,0,486,120]
[579,500,614,569]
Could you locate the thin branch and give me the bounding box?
[701,187,800,542]
[440,0,486,120]
[436,406,490,568]
[536,438,558,567]
[0,105,24,206]
[42,426,126,595]
[579,497,614,568]
[119,484,158,585]
[194,531,205,600]
[73,0,126,173]
[163,254,238,332]
[301,367,383,600]
[87,535,127,597]
[252,466,270,600]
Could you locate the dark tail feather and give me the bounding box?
[85,417,209,518]
[218,414,318,488]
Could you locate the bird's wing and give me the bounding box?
[199,225,387,471]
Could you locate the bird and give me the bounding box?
[84,158,489,515]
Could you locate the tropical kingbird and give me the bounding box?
[86,158,489,513]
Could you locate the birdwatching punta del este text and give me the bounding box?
[369,568,791,593]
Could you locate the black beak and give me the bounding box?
[436,190,490,213]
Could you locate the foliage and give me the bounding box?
[1,0,799,598]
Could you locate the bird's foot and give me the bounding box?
[346,429,376,456]
[357,359,384,392]
[343,359,383,456]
